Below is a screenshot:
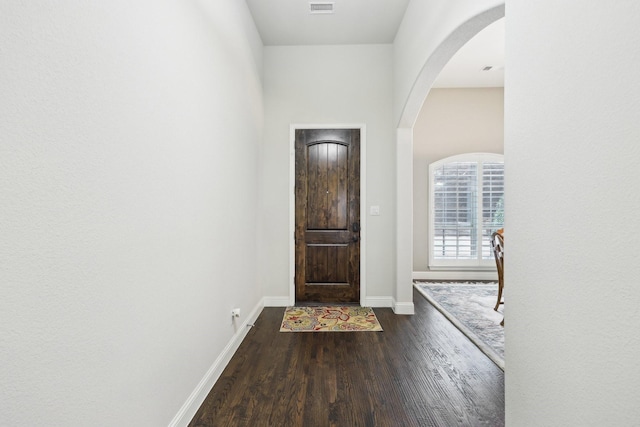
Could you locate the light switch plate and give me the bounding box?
[370,205,380,216]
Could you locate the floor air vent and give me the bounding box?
[310,2,334,14]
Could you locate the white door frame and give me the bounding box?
[289,124,367,306]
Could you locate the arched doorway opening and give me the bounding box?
[395,4,505,312]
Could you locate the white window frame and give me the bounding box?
[428,153,504,270]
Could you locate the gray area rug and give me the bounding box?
[415,282,504,370]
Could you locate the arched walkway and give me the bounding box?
[395,3,505,314]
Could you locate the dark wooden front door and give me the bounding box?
[295,129,360,303]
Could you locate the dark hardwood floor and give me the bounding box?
[189,288,504,426]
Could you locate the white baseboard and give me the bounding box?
[266,296,396,309]
[168,300,264,427]
[393,300,415,315]
[363,296,394,308]
[266,295,411,314]
[263,296,291,307]
[413,270,498,281]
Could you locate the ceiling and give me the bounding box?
[432,18,504,88]
[245,0,504,88]
[245,0,410,45]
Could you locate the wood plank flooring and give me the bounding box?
[189,288,504,426]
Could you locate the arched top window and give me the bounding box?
[429,153,504,269]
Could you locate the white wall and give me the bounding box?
[393,0,504,127]
[261,45,396,303]
[398,0,640,423]
[413,88,504,270]
[0,1,263,426]
[506,2,640,425]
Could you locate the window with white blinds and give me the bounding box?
[428,153,504,269]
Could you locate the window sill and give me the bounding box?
[413,270,498,281]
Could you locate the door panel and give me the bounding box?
[295,129,360,303]
[306,245,349,283]
[306,143,349,230]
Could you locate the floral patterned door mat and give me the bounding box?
[280,306,383,332]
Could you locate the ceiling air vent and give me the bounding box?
[310,2,334,14]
